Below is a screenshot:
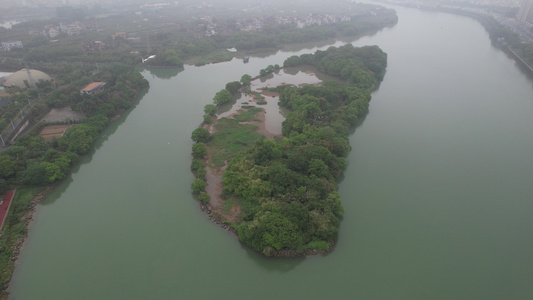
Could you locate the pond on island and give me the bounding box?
[8,4,533,300]
[217,66,337,136]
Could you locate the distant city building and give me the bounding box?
[60,22,82,36]
[80,82,106,95]
[126,37,141,43]
[49,27,60,38]
[517,0,533,25]
[83,40,108,52]
[112,32,127,40]
[1,41,23,52]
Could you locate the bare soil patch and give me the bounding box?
[39,124,69,141]
[258,89,280,98]
[41,107,84,123]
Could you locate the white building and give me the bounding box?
[517,0,533,25]
[1,41,23,52]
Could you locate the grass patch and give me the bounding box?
[194,49,234,66]
[209,117,264,169]
[303,240,331,251]
[0,188,40,294]
[233,107,262,122]
[223,197,233,213]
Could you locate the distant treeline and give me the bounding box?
[0,5,397,68]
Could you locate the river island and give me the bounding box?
[190,44,387,256]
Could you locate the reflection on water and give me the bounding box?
[241,242,305,273]
[139,66,184,80]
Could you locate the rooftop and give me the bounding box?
[81,82,105,91]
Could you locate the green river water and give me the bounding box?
[8,6,533,299]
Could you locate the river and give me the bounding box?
[8,5,533,300]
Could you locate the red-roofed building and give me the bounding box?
[80,82,106,95]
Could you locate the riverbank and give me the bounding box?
[0,186,52,299]
[0,86,146,299]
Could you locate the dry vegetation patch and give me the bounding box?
[39,124,69,141]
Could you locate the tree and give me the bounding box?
[191,127,210,143]
[191,178,207,193]
[0,155,17,178]
[192,143,207,159]
[225,81,242,94]
[0,179,8,195]
[20,163,49,186]
[240,74,252,86]
[204,104,217,116]
[213,89,232,105]
[190,159,204,173]
[198,192,210,203]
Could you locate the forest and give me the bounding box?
[191,44,387,256]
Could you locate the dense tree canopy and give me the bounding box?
[191,127,210,143]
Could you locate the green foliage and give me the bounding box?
[191,178,207,193]
[232,107,262,122]
[240,74,252,86]
[204,104,217,116]
[148,48,184,67]
[0,155,17,179]
[0,188,39,292]
[208,117,264,169]
[20,163,48,186]
[198,192,210,203]
[190,159,205,174]
[203,114,212,124]
[191,127,210,143]
[0,179,8,195]
[225,81,242,95]
[213,89,233,106]
[192,143,207,159]
[304,240,331,251]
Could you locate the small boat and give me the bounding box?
[243,56,249,63]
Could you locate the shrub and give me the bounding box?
[198,192,210,203]
[191,178,207,193]
[192,143,207,159]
